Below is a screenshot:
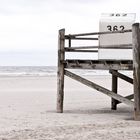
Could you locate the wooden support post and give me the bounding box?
[111,70,118,110]
[57,29,65,113]
[132,23,140,120]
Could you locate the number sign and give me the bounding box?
[107,25,125,31]
[98,13,135,60]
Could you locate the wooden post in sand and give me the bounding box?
[111,70,118,110]
[132,23,140,120]
[57,29,65,113]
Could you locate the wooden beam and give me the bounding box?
[65,44,132,50]
[57,29,65,113]
[67,29,132,37]
[65,70,134,107]
[65,49,98,53]
[65,46,99,49]
[65,36,98,40]
[111,70,118,110]
[109,69,133,84]
[64,60,133,70]
[99,44,132,49]
[132,23,140,120]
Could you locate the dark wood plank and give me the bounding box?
[132,23,140,120]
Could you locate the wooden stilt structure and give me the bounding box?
[57,24,140,120]
[132,23,140,120]
[57,29,65,113]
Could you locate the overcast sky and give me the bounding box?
[0,0,140,66]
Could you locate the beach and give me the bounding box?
[0,75,140,140]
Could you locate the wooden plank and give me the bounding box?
[65,49,98,53]
[99,44,132,49]
[65,46,99,49]
[132,23,140,120]
[65,36,98,40]
[57,29,65,113]
[67,29,132,37]
[64,60,133,70]
[109,69,133,84]
[111,70,118,110]
[72,37,98,40]
[65,70,134,107]
[65,44,132,50]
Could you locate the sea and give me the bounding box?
[0,66,133,77]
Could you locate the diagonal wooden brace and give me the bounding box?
[65,70,134,107]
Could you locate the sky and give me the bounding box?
[0,0,140,66]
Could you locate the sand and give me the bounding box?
[0,75,140,140]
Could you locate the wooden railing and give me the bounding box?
[64,29,132,52]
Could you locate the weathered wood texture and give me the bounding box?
[132,23,140,120]
[65,70,134,107]
[64,60,133,70]
[111,70,118,110]
[57,29,65,113]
